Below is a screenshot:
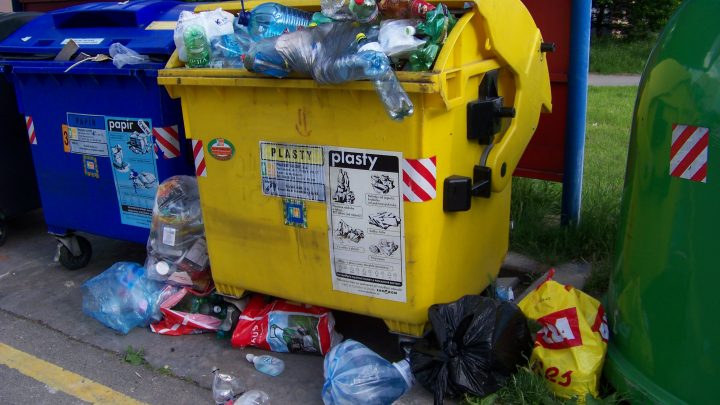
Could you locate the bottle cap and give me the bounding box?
[405,26,416,36]
[354,0,364,5]
[155,261,170,276]
[246,354,255,362]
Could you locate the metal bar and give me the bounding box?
[561,0,591,226]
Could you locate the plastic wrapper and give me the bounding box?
[322,339,414,405]
[150,288,239,336]
[231,295,342,355]
[109,43,150,68]
[378,19,425,58]
[245,22,413,120]
[145,176,210,290]
[518,274,609,400]
[82,262,172,334]
[410,295,533,404]
[408,3,457,71]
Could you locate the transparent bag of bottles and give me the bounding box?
[145,176,210,287]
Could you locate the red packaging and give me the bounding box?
[231,295,340,355]
[378,0,435,18]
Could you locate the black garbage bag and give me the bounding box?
[409,295,532,404]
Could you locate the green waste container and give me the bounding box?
[605,0,720,403]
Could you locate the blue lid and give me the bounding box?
[0,0,193,56]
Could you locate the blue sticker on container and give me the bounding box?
[83,155,99,178]
[283,198,307,228]
[105,117,158,229]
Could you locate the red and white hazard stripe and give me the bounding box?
[192,139,207,177]
[153,125,181,159]
[670,124,708,183]
[402,156,437,202]
[25,116,36,145]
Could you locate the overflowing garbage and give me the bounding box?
[170,1,460,120]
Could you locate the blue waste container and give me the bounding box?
[0,12,42,247]
[0,1,194,268]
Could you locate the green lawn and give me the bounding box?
[590,35,657,74]
[509,86,637,297]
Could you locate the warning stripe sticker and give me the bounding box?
[402,156,437,202]
[25,116,36,145]
[192,139,207,177]
[670,124,708,183]
[153,125,181,159]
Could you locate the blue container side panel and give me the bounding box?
[15,71,191,243]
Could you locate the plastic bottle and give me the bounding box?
[246,353,285,376]
[184,25,211,68]
[349,0,379,23]
[243,36,292,78]
[211,368,244,404]
[378,0,435,18]
[238,2,312,40]
[234,390,270,405]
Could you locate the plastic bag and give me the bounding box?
[231,295,342,355]
[145,176,211,290]
[322,339,414,405]
[517,275,609,400]
[378,19,425,58]
[81,262,171,334]
[409,295,533,404]
[150,288,238,336]
[109,43,150,68]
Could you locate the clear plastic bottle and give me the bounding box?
[349,0,379,23]
[238,2,312,40]
[234,390,270,405]
[243,36,292,78]
[183,25,210,68]
[211,368,244,404]
[246,353,285,376]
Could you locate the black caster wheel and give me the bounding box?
[58,235,92,270]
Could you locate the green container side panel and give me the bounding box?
[606,0,720,404]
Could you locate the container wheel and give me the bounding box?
[59,235,92,270]
[0,219,6,247]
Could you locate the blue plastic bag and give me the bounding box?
[322,339,414,405]
[82,262,170,334]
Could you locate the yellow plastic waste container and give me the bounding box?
[159,0,551,336]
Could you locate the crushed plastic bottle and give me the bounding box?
[212,368,244,405]
[234,390,270,405]
[184,25,211,68]
[322,339,414,405]
[238,2,312,40]
[349,0,379,23]
[243,36,292,78]
[246,353,285,376]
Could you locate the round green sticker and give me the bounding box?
[208,138,235,161]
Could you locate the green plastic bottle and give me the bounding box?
[184,25,210,68]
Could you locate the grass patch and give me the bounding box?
[510,86,637,297]
[464,367,622,405]
[123,345,177,377]
[590,35,657,74]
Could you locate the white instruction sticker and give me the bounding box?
[162,226,177,246]
[260,142,326,201]
[65,113,108,156]
[327,147,406,302]
[61,38,104,45]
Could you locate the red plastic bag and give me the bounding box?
[231,295,340,355]
[150,287,228,336]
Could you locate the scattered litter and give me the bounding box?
[150,288,238,336]
[212,368,245,404]
[246,353,285,377]
[231,295,342,355]
[235,390,270,405]
[109,43,150,68]
[81,262,170,334]
[410,295,533,403]
[134,371,142,379]
[322,339,414,405]
[518,274,609,399]
[64,281,75,288]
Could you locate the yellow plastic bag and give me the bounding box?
[518,274,609,400]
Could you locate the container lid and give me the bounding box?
[0,0,191,57]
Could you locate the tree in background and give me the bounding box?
[592,0,682,39]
